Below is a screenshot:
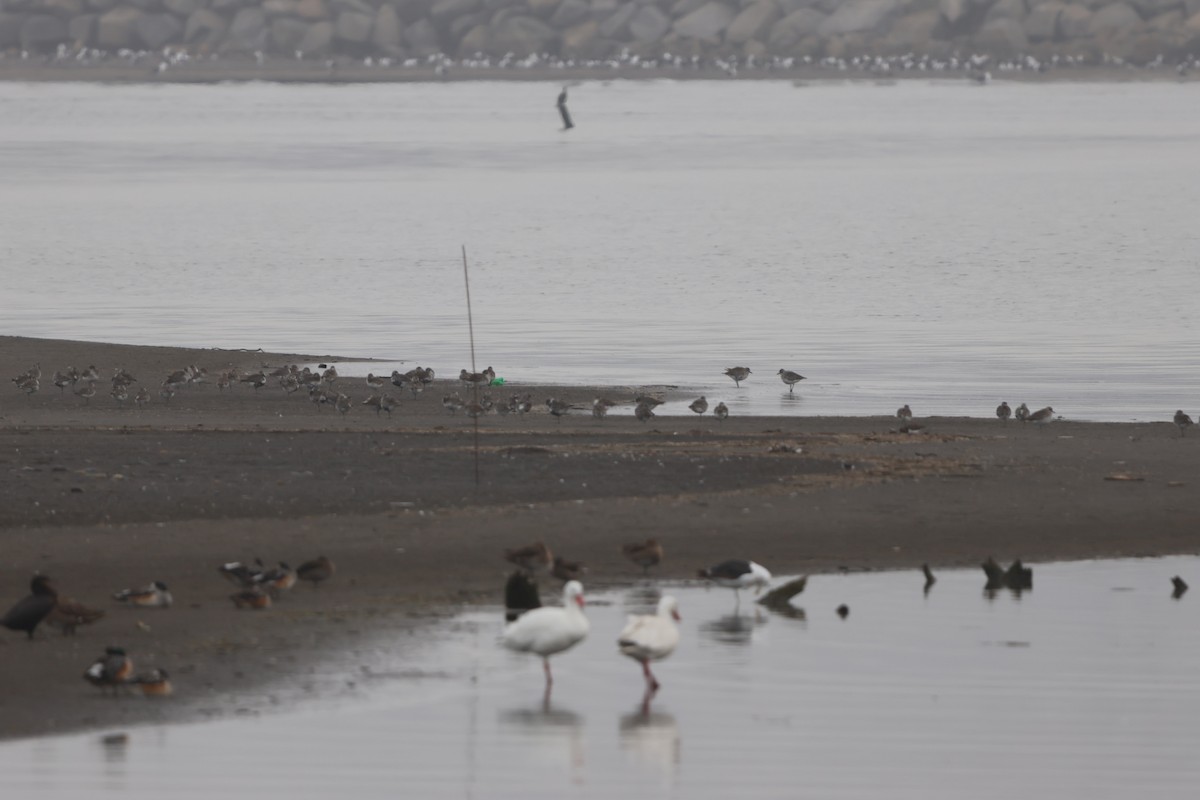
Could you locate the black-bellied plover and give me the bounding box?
[714,401,729,421]
[1015,403,1030,422]
[689,396,708,416]
[241,372,267,391]
[634,402,655,423]
[724,366,752,388]
[896,404,912,422]
[777,369,806,393]
[996,401,1011,423]
[1174,410,1193,437]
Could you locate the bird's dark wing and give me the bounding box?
[1,594,57,636]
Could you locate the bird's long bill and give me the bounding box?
[575,595,586,608]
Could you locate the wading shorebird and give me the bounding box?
[996,401,1011,423]
[618,595,681,694]
[1174,410,1193,437]
[723,367,751,388]
[698,559,772,602]
[777,369,806,393]
[622,539,663,575]
[501,580,588,688]
[296,556,335,588]
[505,541,553,575]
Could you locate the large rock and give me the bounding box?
[294,0,327,20]
[41,0,85,19]
[134,10,180,45]
[402,15,439,51]
[1086,1,1139,33]
[20,13,67,49]
[96,6,141,47]
[270,16,308,48]
[334,9,371,40]
[598,1,636,36]
[984,0,1027,23]
[817,0,896,34]
[490,14,556,52]
[559,16,598,49]
[1056,2,1090,36]
[372,2,402,51]
[1129,0,1182,18]
[223,6,266,50]
[672,1,736,40]
[457,20,487,50]
[430,0,478,23]
[184,7,225,44]
[68,12,96,41]
[550,0,589,27]
[162,0,198,16]
[725,0,779,41]
[1023,0,1064,40]
[974,15,1029,48]
[767,5,823,45]
[297,18,332,51]
[627,3,668,39]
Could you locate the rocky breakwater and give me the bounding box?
[1,0,1198,64]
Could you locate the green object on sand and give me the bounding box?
[490,377,506,386]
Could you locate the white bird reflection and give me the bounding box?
[619,702,680,780]
[498,696,586,779]
[699,610,768,645]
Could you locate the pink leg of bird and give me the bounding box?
[543,657,553,686]
[641,660,660,692]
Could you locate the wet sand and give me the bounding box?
[2,335,1198,740]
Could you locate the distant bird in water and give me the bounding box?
[922,563,936,595]
[698,559,771,602]
[1171,575,1188,599]
[724,366,751,388]
[896,404,912,422]
[714,402,729,422]
[996,401,1011,424]
[836,604,850,619]
[622,539,663,575]
[618,595,680,695]
[1174,410,1193,437]
[689,396,708,417]
[777,369,806,393]
[556,86,574,130]
[2,575,58,639]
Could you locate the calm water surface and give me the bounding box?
[2,557,1199,799]
[2,81,1199,419]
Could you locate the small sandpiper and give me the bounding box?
[777,369,806,393]
[996,401,1011,423]
[689,396,708,416]
[714,401,729,421]
[1174,410,1193,437]
[724,366,752,388]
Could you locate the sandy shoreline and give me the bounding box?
[2,335,1199,741]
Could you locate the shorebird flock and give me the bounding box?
[0,553,336,697]
[7,359,1194,431]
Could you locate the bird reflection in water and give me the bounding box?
[499,697,585,778]
[619,703,680,776]
[699,610,767,645]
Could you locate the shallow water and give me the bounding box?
[3,556,1200,798]
[2,80,1200,420]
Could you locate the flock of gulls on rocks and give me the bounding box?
[0,556,335,697]
[9,46,1198,83]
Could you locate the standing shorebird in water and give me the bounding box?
[777,369,806,393]
[557,86,574,130]
[723,367,751,388]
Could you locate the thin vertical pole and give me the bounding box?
[462,246,480,487]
